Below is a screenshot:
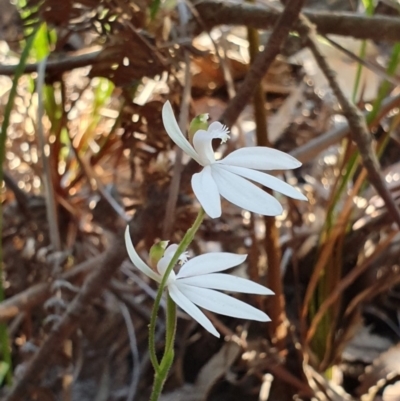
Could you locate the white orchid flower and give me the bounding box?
[125,227,273,338]
[162,101,307,218]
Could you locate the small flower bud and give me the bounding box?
[149,241,169,268]
[188,113,209,143]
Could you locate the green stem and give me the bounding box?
[165,293,177,354]
[149,349,174,401]
[148,208,205,399]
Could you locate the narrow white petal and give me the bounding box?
[162,101,202,164]
[177,253,247,278]
[220,147,302,170]
[193,130,215,165]
[191,166,221,218]
[211,165,283,216]
[217,164,307,201]
[177,283,270,322]
[168,283,220,337]
[178,273,274,295]
[124,226,161,283]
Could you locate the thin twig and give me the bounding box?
[118,301,141,401]
[36,58,61,251]
[323,35,400,87]
[0,47,102,76]
[37,58,62,251]
[297,16,400,228]
[290,93,400,163]
[220,0,306,128]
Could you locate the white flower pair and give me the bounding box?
[125,102,306,337]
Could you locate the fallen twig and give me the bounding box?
[0,253,105,322]
[194,1,400,43]
[0,47,102,76]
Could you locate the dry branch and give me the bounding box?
[0,253,105,322]
[194,1,400,43]
[0,47,102,76]
[290,94,400,163]
[297,16,400,228]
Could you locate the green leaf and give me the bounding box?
[32,23,50,61]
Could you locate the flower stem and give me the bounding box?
[149,348,174,401]
[148,208,205,399]
[165,293,177,354]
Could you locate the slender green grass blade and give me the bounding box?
[0,361,9,386]
[150,0,161,20]
[0,23,41,386]
[352,0,374,102]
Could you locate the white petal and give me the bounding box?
[178,273,274,295]
[157,244,179,279]
[164,244,179,259]
[193,130,215,165]
[211,165,283,216]
[177,253,247,278]
[220,147,302,170]
[177,283,270,322]
[168,283,220,337]
[217,164,307,201]
[208,121,230,139]
[156,259,177,281]
[157,243,178,274]
[124,226,161,283]
[191,166,221,218]
[162,101,201,164]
